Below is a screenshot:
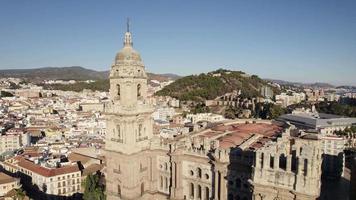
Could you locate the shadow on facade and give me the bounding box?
[2,169,83,200]
[226,147,254,200]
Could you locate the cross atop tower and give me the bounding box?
[124,18,133,46]
[126,18,130,33]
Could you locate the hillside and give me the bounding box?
[156,69,279,101]
[0,66,108,81]
[0,66,179,82]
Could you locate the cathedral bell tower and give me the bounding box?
[105,20,154,200]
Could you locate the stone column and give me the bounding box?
[173,159,184,200]
[214,170,219,199]
[298,158,303,175]
[286,156,291,172]
[274,154,279,169]
[201,185,206,200]
[255,152,261,169]
[220,170,227,200]
[194,183,199,200]
[264,153,270,169]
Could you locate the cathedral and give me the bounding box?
[104,24,323,200]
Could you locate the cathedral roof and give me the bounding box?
[110,20,147,78]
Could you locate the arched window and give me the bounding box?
[137,84,141,97]
[141,183,144,196]
[190,183,194,197]
[165,162,168,170]
[117,84,120,98]
[118,185,121,197]
[279,154,287,170]
[197,168,202,178]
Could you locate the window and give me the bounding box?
[190,170,194,176]
[141,183,144,196]
[117,125,121,139]
[160,176,163,189]
[117,84,120,98]
[304,159,308,176]
[197,168,202,178]
[137,84,141,97]
[205,187,209,200]
[118,185,121,197]
[198,185,202,199]
[279,154,287,170]
[138,124,143,137]
[165,177,168,189]
[190,183,194,197]
[205,174,209,179]
[270,155,274,169]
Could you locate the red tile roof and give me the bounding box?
[17,157,80,177]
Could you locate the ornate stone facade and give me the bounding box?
[252,133,323,200]
[105,26,324,200]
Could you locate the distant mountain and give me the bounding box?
[156,69,279,101]
[336,85,356,90]
[265,79,335,88]
[0,66,180,82]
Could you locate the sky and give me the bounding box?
[0,0,356,86]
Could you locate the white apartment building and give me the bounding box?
[0,131,29,154]
[185,113,225,124]
[152,107,176,121]
[275,92,306,107]
[1,156,81,197]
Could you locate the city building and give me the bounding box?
[104,25,328,200]
[252,132,322,200]
[275,92,306,107]
[1,155,81,198]
[279,111,356,135]
[0,172,21,197]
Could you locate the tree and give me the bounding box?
[83,174,105,200]
[13,188,26,200]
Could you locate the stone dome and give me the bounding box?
[115,45,142,64]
